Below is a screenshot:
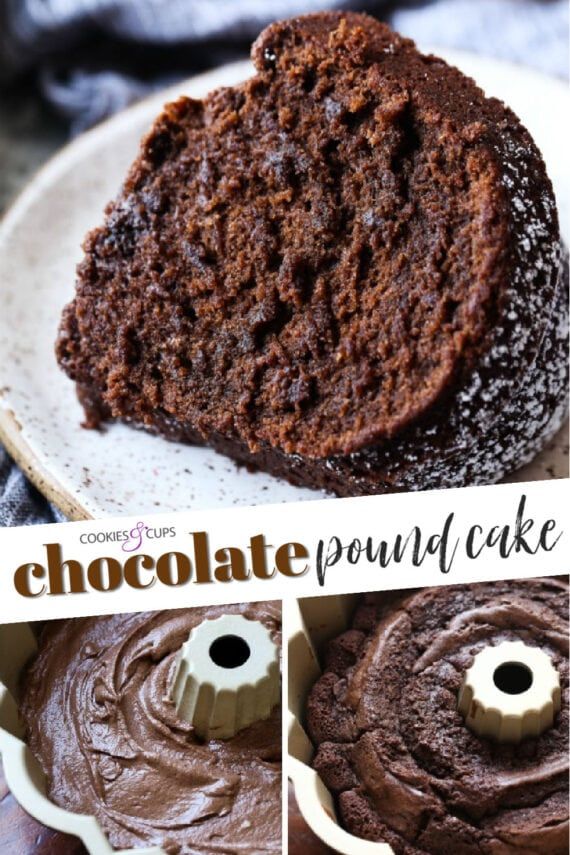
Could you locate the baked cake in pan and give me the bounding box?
[307,578,569,853]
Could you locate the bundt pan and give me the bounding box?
[0,623,166,855]
[287,595,391,854]
[287,590,568,854]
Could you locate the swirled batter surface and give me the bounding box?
[307,578,569,854]
[20,603,281,854]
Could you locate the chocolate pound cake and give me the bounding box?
[306,578,569,854]
[57,12,569,494]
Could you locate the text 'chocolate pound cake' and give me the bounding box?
[57,12,569,495]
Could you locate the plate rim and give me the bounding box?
[0,52,567,521]
[0,405,91,520]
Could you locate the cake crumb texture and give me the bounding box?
[57,12,569,493]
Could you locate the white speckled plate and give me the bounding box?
[0,52,568,520]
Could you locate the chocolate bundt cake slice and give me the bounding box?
[57,12,569,494]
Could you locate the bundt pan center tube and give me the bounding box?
[457,639,562,742]
[170,613,280,740]
[56,11,569,494]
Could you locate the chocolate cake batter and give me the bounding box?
[20,604,281,854]
[306,578,569,854]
